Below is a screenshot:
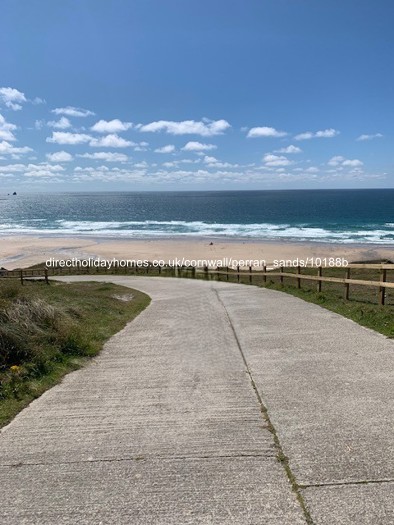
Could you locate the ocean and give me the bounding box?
[0,190,393,244]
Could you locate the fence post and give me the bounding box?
[344,268,350,300]
[20,269,24,286]
[192,266,196,279]
[44,268,49,285]
[204,265,208,280]
[379,268,387,306]
[296,265,301,289]
[249,266,252,284]
[237,265,240,283]
[226,266,229,281]
[317,267,322,292]
[263,264,267,283]
[280,266,284,285]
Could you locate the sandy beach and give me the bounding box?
[0,236,392,270]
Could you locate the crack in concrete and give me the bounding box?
[300,479,394,489]
[214,287,315,525]
[1,452,274,469]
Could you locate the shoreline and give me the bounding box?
[0,235,392,270]
[1,231,394,247]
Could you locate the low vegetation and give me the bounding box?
[37,261,394,337]
[21,261,394,337]
[206,265,394,338]
[1,261,391,428]
[0,279,150,427]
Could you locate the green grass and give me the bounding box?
[2,261,392,428]
[0,279,150,428]
[207,265,394,338]
[263,282,394,337]
[20,261,394,337]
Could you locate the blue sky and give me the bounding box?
[0,0,393,191]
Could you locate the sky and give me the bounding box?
[1,0,394,192]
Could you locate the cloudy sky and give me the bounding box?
[1,0,393,191]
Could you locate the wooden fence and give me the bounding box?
[0,267,49,285]
[197,263,394,306]
[1,262,393,305]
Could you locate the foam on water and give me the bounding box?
[0,219,393,244]
[1,190,393,244]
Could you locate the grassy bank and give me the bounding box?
[0,279,150,427]
[206,265,394,338]
[18,261,394,337]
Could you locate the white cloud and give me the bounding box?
[0,114,17,141]
[328,156,363,167]
[133,142,149,151]
[263,154,292,167]
[0,87,26,111]
[0,162,66,178]
[134,161,149,168]
[74,165,109,173]
[46,151,73,162]
[294,132,314,140]
[72,166,147,183]
[181,141,217,151]
[203,155,218,164]
[162,159,201,168]
[328,155,345,166]
[91,119,132,133]
[51,106,95,117]
[247,126,287,138]
[138,119,230,136]
[342,159,363,167]
[154,144,175,153]
[315,129,339,138]
[0,141,33,155]
[89,134,134,148]
[34,120,45,130]
[32,97,46,105]
[47,132,92,145]
[23,163,65,178]
[356,133,383,141]
[201,155,238,169]
[0,164,26,173]
[77,152,129,162]
[47,117,71,129]
[275,145,302,154]
[295,128,339,140]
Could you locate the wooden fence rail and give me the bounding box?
[1,262,393,305]
[197,263,394,306]
[0,268,49,285]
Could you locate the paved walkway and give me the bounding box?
[1,276,394,524]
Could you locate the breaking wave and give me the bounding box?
[0,219,393,244]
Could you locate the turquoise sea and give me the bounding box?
[0,190,393,244]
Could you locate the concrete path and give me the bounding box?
[1,276,394,524]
